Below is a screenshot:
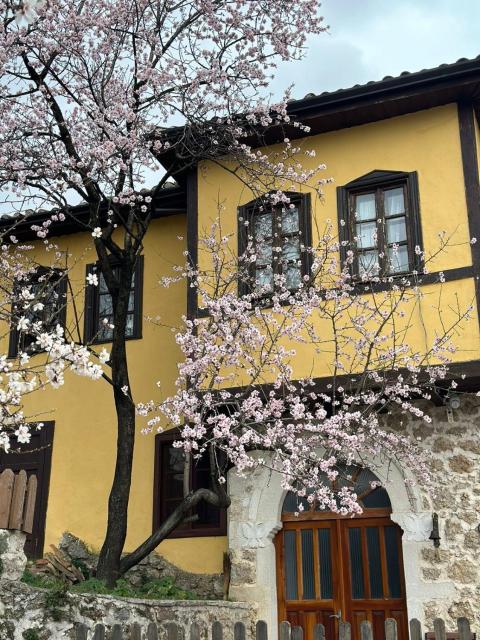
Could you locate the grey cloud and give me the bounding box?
[272,0,480,99]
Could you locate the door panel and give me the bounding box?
[276,521,341,627]
[276,515,408,640]
[342,517,407,638]
[287,610,337,640]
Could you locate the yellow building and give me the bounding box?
[2,56,480,639]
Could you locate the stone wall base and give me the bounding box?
[0,581,254,640]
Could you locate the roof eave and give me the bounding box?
[281,58,480,138]
[0,183,187,242]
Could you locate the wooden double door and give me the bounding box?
[275,514,408,640]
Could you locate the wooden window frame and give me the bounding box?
[84,256,144,345]
[237,192,312,297]
[152,430,227,539]
[8,268,68,359]
[337,170,423,279]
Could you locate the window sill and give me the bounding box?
[161,527,227,539]
[86,333,143,346]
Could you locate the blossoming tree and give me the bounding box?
[133,216,473,573]
[0,0,473,587]
[0,0,329,585]
[0,236,107,450]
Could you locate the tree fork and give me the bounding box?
[119,483,230,576]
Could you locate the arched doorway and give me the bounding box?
[274,466,408,640]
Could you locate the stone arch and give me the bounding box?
[227,453,452,636]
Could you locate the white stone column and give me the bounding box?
[227,461,284,637]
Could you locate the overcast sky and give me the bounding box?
[272,0,480,100]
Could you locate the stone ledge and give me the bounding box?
[0,581,255,640]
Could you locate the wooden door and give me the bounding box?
[275,520,340,640]
[0,422,54,558]
[340,517,408,640]
[275,515,408,640]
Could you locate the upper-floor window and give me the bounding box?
[8,268,67,358]
[84,257,143,344]
[238,193,312,296]
[153,431,227,538]
[337,171,423,278]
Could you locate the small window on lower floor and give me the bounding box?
[153,432,227,538]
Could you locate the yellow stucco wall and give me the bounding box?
[196,104,480,380]
[5,102,480,578]
[199,104,472,269]
[14,214,227,574]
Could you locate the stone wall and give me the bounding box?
[0,580,253,640]
[225,393,480,637]
[59,533,224,599]
[0,530,251,640]
[385,394,480,629]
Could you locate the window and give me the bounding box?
[84,257,143,344]
[153,431,227,538]
[8,268,67,358]
[337,170,423,278]
[282,464,391,515]
[238,193,312,295]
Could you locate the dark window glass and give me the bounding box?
[350,185,409,276]
[153,434,227,538]
[85,258,143,344]
[96,271,135,341]
[318,528,333,599]
[282,465,391,513]
[192,449,221,529]
[284,530,298,600]
[338,172,422,280]
[384,525,402,598]
[238,194,311,296]
[362,487,391,508]
[349,527,365,599]
[301,529,315,599]
[366,527,383,598]
[9,269,67,357]
[282,491,311,513]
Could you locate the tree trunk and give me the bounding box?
[119,483,230,576]
[92,253,229,586]
[96,260,135,587]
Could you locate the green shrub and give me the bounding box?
[21,569,64,590]
[71,576,196,600]
[44,582,68,621]
[21,569,69,620]
[71,558,92,580]
[70,577,111,595]
[22,569,197,603]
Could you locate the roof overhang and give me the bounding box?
[156,57,480,170]
[0,183,186,241]
[279,56,480,140]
